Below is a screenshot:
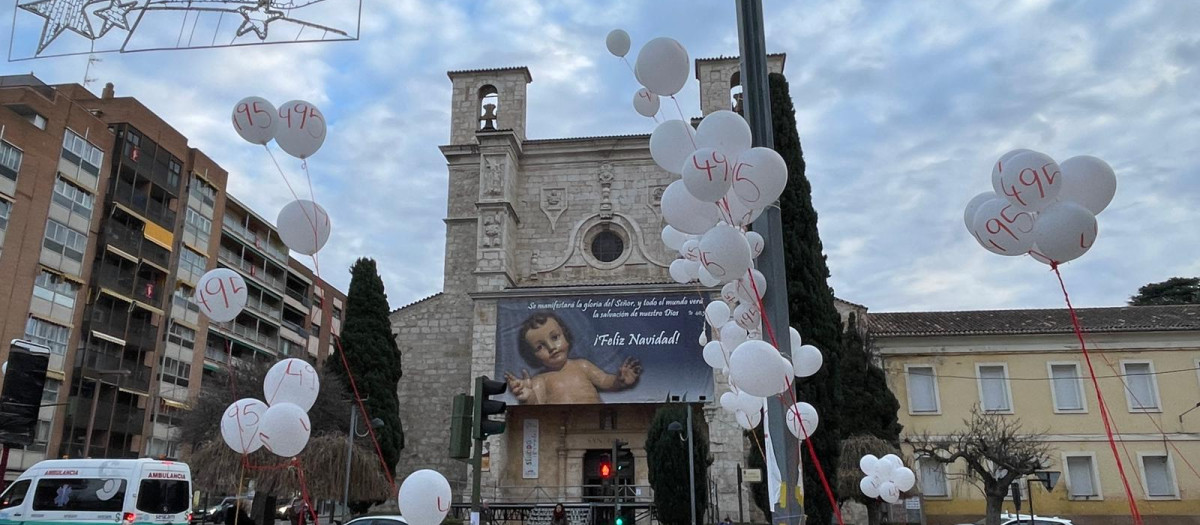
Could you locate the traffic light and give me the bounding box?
[615,516,624,525]
[448,393,473,459]
[472,376,507,439]
[599,453,613,480]
[613,439,631,474]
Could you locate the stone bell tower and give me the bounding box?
[447,66,532,145]
[694,54,786,116]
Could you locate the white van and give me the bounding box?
[0,458,192,525]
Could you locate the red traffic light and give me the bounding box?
[600,461,612,479]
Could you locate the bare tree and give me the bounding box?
[906,406,1050,525]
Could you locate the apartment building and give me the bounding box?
[0,75,344,479]
[872,305,1200,525]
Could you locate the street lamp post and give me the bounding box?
[343,405,383,520]
[668,407,697,525]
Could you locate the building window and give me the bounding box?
[905,365,940,414]
[1065,454,1100,499]
[184,207,211,245]
[167,323,196,350]
[24,317,69,355]
[33,270,80,309]
[158,356,191,388]
[173,283,200,313]
[189,178,216,208]
[1121,361,1160,412]
[41,378,61,405]
[590,230,625,263]
[0,140,22,180]
[1049,363,1086,413]
[977,364,1012,413]
[1140,454,1178,499]
[42,218,88,262]
[918,456,948,497]
[178,247,207,282]
[332,307,342,320]
[0,199,11,242]
[62,130,104,176]
[167,159,182,189]
[52,176,94,216]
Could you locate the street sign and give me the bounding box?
[742,468,763,482]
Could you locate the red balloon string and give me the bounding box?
[334,334,398,495]
[746,269,845,525]
[1052,264,1143,525]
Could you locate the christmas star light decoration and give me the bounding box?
[93,0,138,37]
[236,1,285,40]
[19,0,95,54]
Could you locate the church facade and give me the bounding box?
[390,55,785,516]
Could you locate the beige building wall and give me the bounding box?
[873,307,1200,525]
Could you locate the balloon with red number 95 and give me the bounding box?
[275,100,327,159]
[971,197,1035,256]
[998,151,1062,213]
[231,96,278,145]
[195,268,248,322]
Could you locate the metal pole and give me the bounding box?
[737,2,801,524]
[343,408,356,519]
[687,405,697,525]
[83,378,101,455]
[0,445,9,491]
[1027,478,1034,524]
[737,464,744,524]
[470,434,483,513]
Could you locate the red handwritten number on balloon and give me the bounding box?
[204,278,229,309]
[235,102,272,131]
[733,161,761,202]
[999,205,1034,234]
[692,151,728,181]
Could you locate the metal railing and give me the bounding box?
[218,247,285,290]
[245,294,282,319]
[103,221,142,256]
[222,215,288,261]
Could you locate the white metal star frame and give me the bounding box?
[9,0,361,60]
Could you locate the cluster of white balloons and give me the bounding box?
[965,150,1116,265]
[858,454,916,504]
[219,358,319,458]
[397,470,452,525]
[231,96,334,257]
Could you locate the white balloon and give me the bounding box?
[195,268,248,323]
[633,88,660,118]
[277,199,331,255]
[788,327,802,354]
[792,344,823,378]
[731,147,788,209]
[873,458,896,479]
[733,302,760,331]
[892,467,916,492]
[680,239,701,261]
[972,197,1035,256]
[683,148,734,202]
[650,120,697,174]
[990,149,1034,195]
[258,402,311,457]
[669,259,694,284]
[661,181,721,235]
[859,454,880,476]
[1028,245,1055,266]
[736,269,766,305]
[719,392,739,412]
[1031,201,1097,264]
[964,191,996,233]
[275,100,327,159]
[698,331,708,346]
[231,96,278,145]
[263,358,320,411]
[745,231,765,257]
[699,223,753,283]
[722,188,764,227]
[634,37,690,96]
[398,469,453,525]
[705,301,732,327]
[859,476,880,499]
[605,29,631,57]
[998,151,1063,213]
[696,110,752,160]
[1058,155,1116,215]
[697,265,721,287]
[721,282,740,306]
[682,259,701,279]
[729,340,790,397]
[719,321,748,355]
[878,481,901,504]
[661,226,691,251]
[220,398,267,454]
[703,341,727,369]
[785,402,819,439]
[881,454,903,469]
[733,391,765,414]
[735,409,762,430]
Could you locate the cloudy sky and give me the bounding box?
[4,0,1197,313]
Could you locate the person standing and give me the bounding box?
[551,503,568,525]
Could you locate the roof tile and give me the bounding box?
[869,305,1200,336]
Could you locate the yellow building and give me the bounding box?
[871,305,1200,525]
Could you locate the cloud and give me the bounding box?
[3,0,1196,314]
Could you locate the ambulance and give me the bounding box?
[0,458,192,524]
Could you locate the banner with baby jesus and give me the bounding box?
[495,293,713,405]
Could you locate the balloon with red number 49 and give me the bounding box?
[231,96,278,145]
[275,100,327,159]
[195,268,248,322]
[997,151,1063,213]
[398,470,453,525]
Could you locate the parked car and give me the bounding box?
[343,515,408,525]
[964,513,1074,525]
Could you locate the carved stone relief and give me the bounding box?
[540,187,567,231]
[482,212,503,247]
[482,156,504,197]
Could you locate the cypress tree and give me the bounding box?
[329,258,405,474]
[837,313,902,444]
[646,404,711,525]
[769,71,844,524]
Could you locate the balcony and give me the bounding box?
[214,322,278,354]
[245,294,282,321]
[125,322,159,353]
[223,216,288,262]
[93,265,136,298]
[218,247,285,290]
[92,404,147,435]
[78,350,152,392]
[111,179,176,230]
[285,286,311,306]
[281,319,309,339]
[141,241,170,270]
[103,221,143,257]
[132,274,165,309]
